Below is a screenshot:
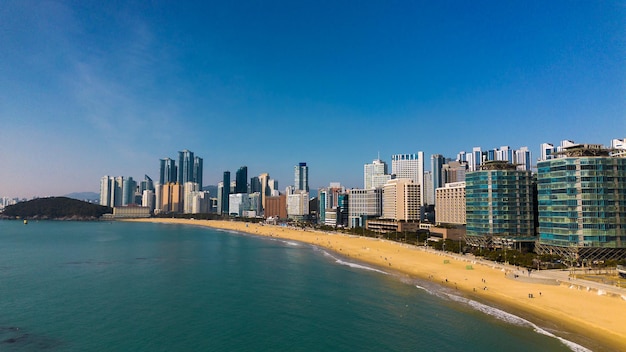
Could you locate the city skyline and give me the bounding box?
[1,1,624,198]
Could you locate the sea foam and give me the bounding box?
[319,249,389,275]
[441,292,592,352]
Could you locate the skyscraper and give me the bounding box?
[235,166,248,194]
[140,175,155,194]
[430,154,445,199]
[465,161,535,249]
[535,144,626,261]
[100,176,114,207]
[159,158,177,184]
[294,162,309,192]
[178,150,194,185]
[268,179,279,196]
[193,156,203,189]
[221,171,230,214]
[391,152,424,206]
[259,173,270,210]
[250,176,261,194]
[122,176,136,206]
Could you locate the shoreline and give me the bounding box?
[125,218,626,351]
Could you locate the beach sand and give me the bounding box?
[125,218,626,351]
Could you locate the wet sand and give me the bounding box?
[125,218,626,351]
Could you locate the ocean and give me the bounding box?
[0,220,586,351]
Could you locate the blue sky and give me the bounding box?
[1,1,624,198]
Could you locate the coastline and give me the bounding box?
[125,218,626,351]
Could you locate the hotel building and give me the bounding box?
[348,188,382,228]
[435,182,466,225]
[391,153,424,206]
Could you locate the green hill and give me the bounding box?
[1,197,112,220]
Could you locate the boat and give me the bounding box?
[618,265,626,279]
[23,219,28,225]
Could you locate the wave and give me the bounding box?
[318,249,389,275]
[441,292,591,352]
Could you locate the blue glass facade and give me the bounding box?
[465,169,535,245]
[537,157,626,248]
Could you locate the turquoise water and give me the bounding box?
[0,221,582,351]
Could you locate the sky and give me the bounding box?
[1,0,624,198]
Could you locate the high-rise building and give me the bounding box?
[382,179,420,222]
[348,188,382,228]
[142,189,155,213]
[193,156,203,189]
[268,179,279,196]
[442,161,468,184]
[235,166,248,194]
[217,182,224,215]
[140,175,155,194]
[160,182,182,213]
[265,195,287,219]
[364,158,390,189]
[250,176,261,194]
[183,182,200,214]
[535,145,626,261]
[423,171,434,206]
[391,152,424,206]
[435,182,465,225]
[113,176,124,207]
[228,193,250,217]
[294,162,309,192]
[159,158,177,184]
[465,161,535,249]
[459,146,532,171]
[122,177,137,206]
[221,171,230,214]
[259,173,270,210]
[287,191,309,220]
[431,154,445,203]
[178,150,194,185]
[248,192,262,216]
[100,176,113,207]
[539,140,577,161]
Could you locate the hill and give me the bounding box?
[1,197,112,220]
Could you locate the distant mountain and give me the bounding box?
[1,197,111,220]
[65,192,100,202]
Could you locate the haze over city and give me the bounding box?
[1,1,624,198]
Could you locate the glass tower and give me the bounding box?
[295,162,309,192]
[536,154,626,253]
[465,161,535,248]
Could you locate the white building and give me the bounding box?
[183,182,201,214]
[287,191,309,219]
[382,179,420,221]
[268,179,278,194]
[539,140,577,161]
[391,152,424,206]
[611,138,626,157]
[348,188,382,228]
[142,190,155,213]
[364,158,390,189]
[229,193,250,217]
[435,181,466,225]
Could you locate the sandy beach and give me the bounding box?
[125,218,626,351]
